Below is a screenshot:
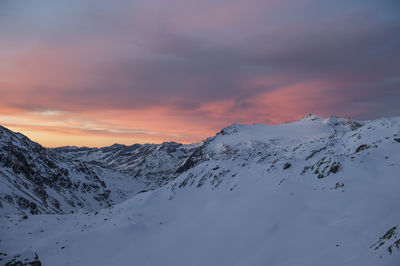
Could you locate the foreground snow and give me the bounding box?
[1,115,400,265]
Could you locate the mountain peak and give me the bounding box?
[217,123,241,136]
[300,114,325,121]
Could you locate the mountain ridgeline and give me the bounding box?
[0,126,199,215]
[1,115,400,266]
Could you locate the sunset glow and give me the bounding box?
[1,0,399,147]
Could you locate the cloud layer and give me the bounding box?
[1,0,399,146]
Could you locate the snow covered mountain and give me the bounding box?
[52,141,200,189]
[0,126,144,215]
[1,115,400,266]
[0,126,200,216]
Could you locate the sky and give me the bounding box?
[0,0,399,147]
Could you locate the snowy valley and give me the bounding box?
[1,115,400,265]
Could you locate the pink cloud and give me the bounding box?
[1,0,399,146]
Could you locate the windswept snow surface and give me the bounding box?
[1,115,400,265]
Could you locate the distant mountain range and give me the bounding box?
[1,115,399,265]
[0,125,200,215]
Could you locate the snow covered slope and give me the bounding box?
[1,115,400,265]
[0,126,144,215]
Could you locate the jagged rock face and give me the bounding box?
[1,250,41,266]
[0,126,142,215]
